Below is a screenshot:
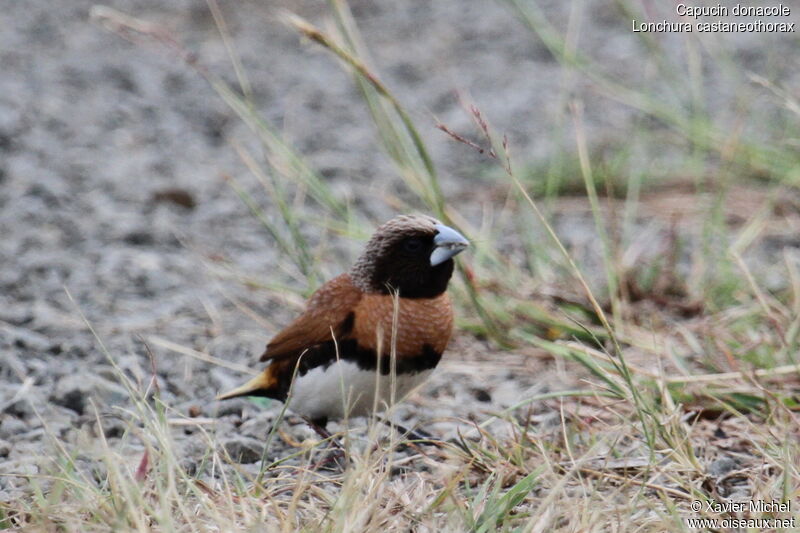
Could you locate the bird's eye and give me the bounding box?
[404,238,424,252]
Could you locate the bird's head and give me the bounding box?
[350,214,469,298]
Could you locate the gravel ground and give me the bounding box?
[1,0,797,502]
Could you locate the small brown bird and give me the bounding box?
[217,214,469,431]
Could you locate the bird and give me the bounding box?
[217,214,469,436]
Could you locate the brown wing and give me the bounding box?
[259,273,363,362]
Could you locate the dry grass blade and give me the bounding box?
[147,335,259,375]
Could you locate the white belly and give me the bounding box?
[286,360,433,421]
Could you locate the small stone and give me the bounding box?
[222,437,264,464]
[50,373,128,415]
[151,188,196,209]
[0,461,38,477]
[0,416,28,440]
[472,388,492,403]
[48,343,63,355]
[707,456,739,478]
[100,419,126,439]
[216,401,244,418]
[123,231,154,246]
[56,389,85,415]
[181,458,198,476]
[7,327,49,352]
[3,400,34,419]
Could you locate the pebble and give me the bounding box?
[222,437,265,464]
[707,456,739,478]
[0,416,29,440]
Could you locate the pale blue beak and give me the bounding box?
[430,224,469,266]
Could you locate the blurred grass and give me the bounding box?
[7,0,800,530]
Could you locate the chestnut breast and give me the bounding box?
[353,292,454,356]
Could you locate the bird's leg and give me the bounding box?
[386,420,473,456]
[382,418,444,448]
[304,416,333,440]
[303,417,347,470]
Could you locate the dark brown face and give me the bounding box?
[372,230,450,298]
[350,215,469,298]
